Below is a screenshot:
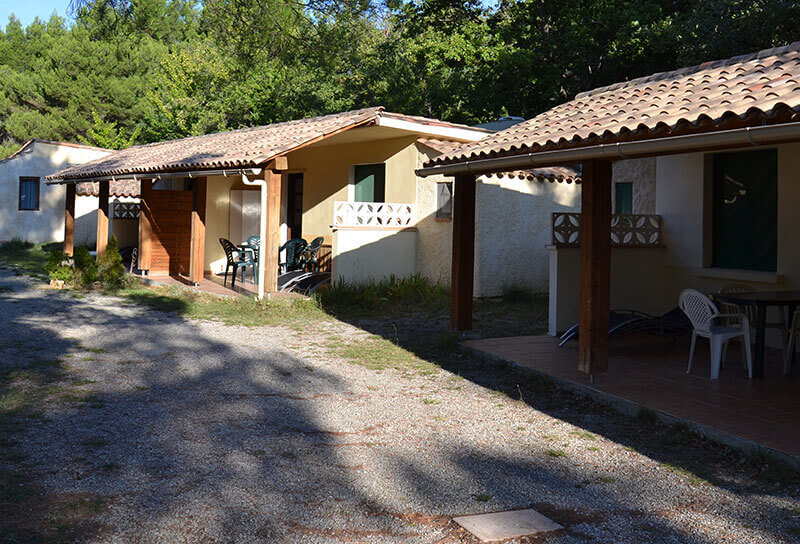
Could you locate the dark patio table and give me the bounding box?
[713,290,800,378]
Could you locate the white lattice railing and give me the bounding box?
[333,201,415,228]
[552,212,664,248]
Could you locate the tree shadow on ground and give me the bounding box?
[2,273,798,543]
[329,299,800,496]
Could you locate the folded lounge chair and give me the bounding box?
[558,308,691,347]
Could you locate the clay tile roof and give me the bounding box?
[428,42,800,167]
[48,108,487,181]
[75,179,140,198]
[418,139,580,182]
[416,138,465,154]
[49,107,384,181]
[486,167,581,184]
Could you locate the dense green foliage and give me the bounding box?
[97,235,126,287]
[2,0,799,157]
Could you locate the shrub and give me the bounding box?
[97,235,126,288]
[45,250,75,284]
[73,246,98,287]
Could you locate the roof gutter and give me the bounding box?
[46,167,263,184]
[415,122,800,177]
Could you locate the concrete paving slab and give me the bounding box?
[453,508,563,542]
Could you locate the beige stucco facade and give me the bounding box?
[202,133,425,275]
[197,123,582,295]
[0,141,112,244]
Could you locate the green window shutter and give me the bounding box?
[615,182,633,214]
[712,149,777,272]
[354,164,385,203]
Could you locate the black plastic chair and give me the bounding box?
[278,238,307,273]
[219,238,254,289]
[301,237,324,272]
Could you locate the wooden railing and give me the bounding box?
[333,201,414,228]
[552,212,664,248]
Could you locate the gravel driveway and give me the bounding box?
[2,269,799,543]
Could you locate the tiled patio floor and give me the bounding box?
[464,334,800,460]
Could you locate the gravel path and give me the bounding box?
[2,269,799,543]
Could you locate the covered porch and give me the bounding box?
[416,44,800,464]
[465,334,800,462]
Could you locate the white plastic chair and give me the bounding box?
[785,310,800,375]
[679,289,753,379]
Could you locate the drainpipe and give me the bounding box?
[241,173,267,300]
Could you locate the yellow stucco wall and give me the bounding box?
[286,135,420,244]
[201,137,422,273]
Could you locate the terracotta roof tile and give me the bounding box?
[429,42,800,166]
[484,167,581,184]
[49,108,485,181]
[416,138,465,154]
[418,139,580,182]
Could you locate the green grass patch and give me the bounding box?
[0,240,59,276]
[331,335,439,375]
[661,463,708,486]
[472,493,492,502]
[569,430,597,441]
[546,448,567,458]
[120,283,328,327]
[316,274,449,318]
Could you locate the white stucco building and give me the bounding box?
[0,139,139,247]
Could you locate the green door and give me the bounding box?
[712,149,777,272]
[354,164,385,203]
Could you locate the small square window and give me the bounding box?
[19,177,40,210]
[436,182,453,219]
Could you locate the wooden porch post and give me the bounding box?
[189,177,207,285]
[265,168,282,293]
[96,180,109,256]
[451,173,476,331]
[578,160,613,378]
[64,183,76,256]
[138,180,153,272]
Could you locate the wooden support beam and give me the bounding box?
[265,169,282,293]
[96,180,109,257]
[64,183,76,256]
[138,180,153,271]
[267,156,288,171]
[189,177,207,285]
[578,159,613,376]
[451,173,476,330]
